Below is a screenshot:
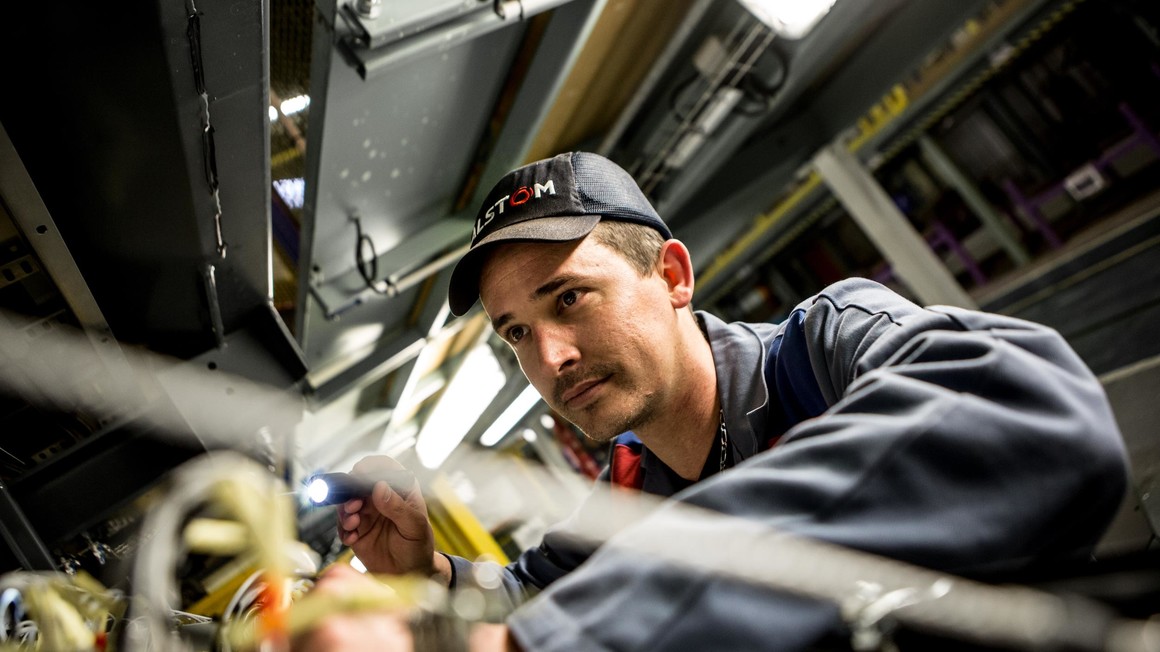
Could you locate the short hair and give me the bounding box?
[589,220,666,277]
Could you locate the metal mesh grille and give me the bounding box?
[269,0,314,182]
[270,0,314,99]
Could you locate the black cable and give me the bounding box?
[186,4,206,95]
[735,46,788,117]
[201,124,218,190]
[352,217,391,295]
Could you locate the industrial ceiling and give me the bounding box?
[0,0,1071,487]
[273,0,1030,469]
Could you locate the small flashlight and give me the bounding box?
[304,470,415,506]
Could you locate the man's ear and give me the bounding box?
[658,240,694,309]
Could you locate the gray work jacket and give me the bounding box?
[446,278,1129,650]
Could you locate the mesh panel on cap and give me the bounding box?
[572,152,662,225]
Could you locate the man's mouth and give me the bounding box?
[560,375,610,406]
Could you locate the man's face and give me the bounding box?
[479,235,678,442]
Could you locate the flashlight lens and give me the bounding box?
[307,477,330,504]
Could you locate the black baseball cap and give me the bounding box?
[447,151,671,316]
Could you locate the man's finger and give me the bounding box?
[369,481,429,540]
[340,510,362,532]
[342,528,359,546]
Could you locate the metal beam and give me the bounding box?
[597,0,717,156]
[466,0,607,212]
[0,123,132,380]
[813,142,976,308]
[917,134,1031,266]
[307,328,429,405]
[1099,354,1160,543]
[0,126,111,335]
[0,480,55,571]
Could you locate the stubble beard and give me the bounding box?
[552,362,660,443]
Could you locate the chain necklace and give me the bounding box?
[718,408,729,472]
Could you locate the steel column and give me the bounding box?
[0,480,55,571]
[918,134,1031,266]
[813,142,976,308]
[0,126,112,335]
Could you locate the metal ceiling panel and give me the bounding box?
[296,7,526,379]
[305,32,524,278]
[297,0,607,395]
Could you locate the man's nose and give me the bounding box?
[536,325,579,374]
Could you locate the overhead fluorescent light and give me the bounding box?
[738,0,837,39]
[273,177,306,210]
[415,344,506,469]
[279,94,311,116]
[479,383,543,447]
[268,105,278,122]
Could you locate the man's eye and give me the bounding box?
[560,290,578,308]
[507,326,526,343]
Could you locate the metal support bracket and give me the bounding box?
[309,216,471,320]
[337,0,577,79]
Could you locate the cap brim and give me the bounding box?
[448,214,601,316]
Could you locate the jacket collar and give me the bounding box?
[697,311,773,466]
[631,313,775,495]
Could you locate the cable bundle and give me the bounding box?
[127,451,301,652]
[0,571,124,651]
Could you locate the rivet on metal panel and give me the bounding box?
[355,0,382,20]
[494,0,522,21]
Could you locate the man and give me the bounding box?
[299,152,1130,651]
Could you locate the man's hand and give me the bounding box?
[292,565,517,652]
[337,455,449,583]
[470,623,515,651]
[292,565,413,652]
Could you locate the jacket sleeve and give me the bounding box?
[506,278,1131,651]
[442,471,612,615]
